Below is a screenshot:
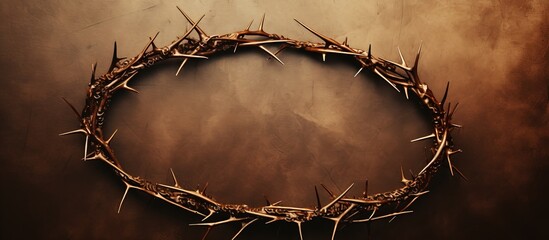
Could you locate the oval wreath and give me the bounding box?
[61,7,464,240]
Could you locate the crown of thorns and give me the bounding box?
[61,7,464,240]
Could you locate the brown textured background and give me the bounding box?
[1,0,547,239]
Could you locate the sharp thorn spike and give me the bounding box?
[297,221,304,240]
[176,58,189,76]
[149,37,157,49]
[368,44,372,58]
[410,133,436,142]
[246,19,254,31]
[258,13,265,32]
[450,102,460,118]
[293,19,338,47]
[354,67,364,78]
[404,86,409,99]
[233,43,238,53]
[400,165,410,184]
[441,82,450,106]
[232,219,258,240]
[83,135,89,160]
[321,183,354,212]
[452,165,469,181]
[201,227,211,240]
[320,184,336,198]
[264,195,271,205]
[447,153,455,176]
[412,42,422,72]
[170,168,181,188]
[168,15,206,51]
[368,208,377,220]
[374,68,400,92]
[118,183,132,213]
[343,37,348,46]
[176,7,208,39]
[61,97,82,119]
[322,53,326,62]
[109,42,119,71]
[258,45,284,65]
[397,46,407,67]
[315,186,322,209]
[90,62,97,83]
[202,182,209,194]
[106,129,118,145]
[59,129,87,136]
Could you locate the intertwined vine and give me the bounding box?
[61,7,464,240]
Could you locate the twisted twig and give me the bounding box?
[61,8,463,240]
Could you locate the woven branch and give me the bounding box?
[61,8,463,240]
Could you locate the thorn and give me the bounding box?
[246,19,254,31]
[353,211,413,223]
[149,37,157,50]
[453,165,469,181]
[368,208,377,220]
[321,183,354,213]
[446,153,455,176]
[266,44,289,61]
[176,58,189,76]
[328,204,355,240]
[59,129,87,136]
[343,37,348,46]
[368,44,372,58]
[202,182,209,194]
[409,169,416,179]
[264,195,271,205]
[258,13,265,32]
[168,15,206,51]
[176,7,208,40]
[412,42,422,73]
[258,45,284,65]
[449,102,459,118]
[410,133,436,142]
[354,67,364,78]
[109,42,120,72]
[397,47,407,67]
[374,68,400,92]
[315,186,322,209]
[400,165,410,184]
[170,168,180,188]
[389,195,421,222]
[115,72,139,93]
[233,43,238,53]
[83,135,89,160]
[232,219,258,240]
[61,97,82,119]
[90,62,97,83]
[293,19,339,47]
[118,182,133,213]
[189,217,247,227]
[106,129,118,145]
[296,221,304,240]
[202,209,215,222]
[404,87,409,99]
[320,184,336,197]
[441,82,450,107]
[322,53,326,62]
[200,227,211,240]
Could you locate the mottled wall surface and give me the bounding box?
[0,0,547,239]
